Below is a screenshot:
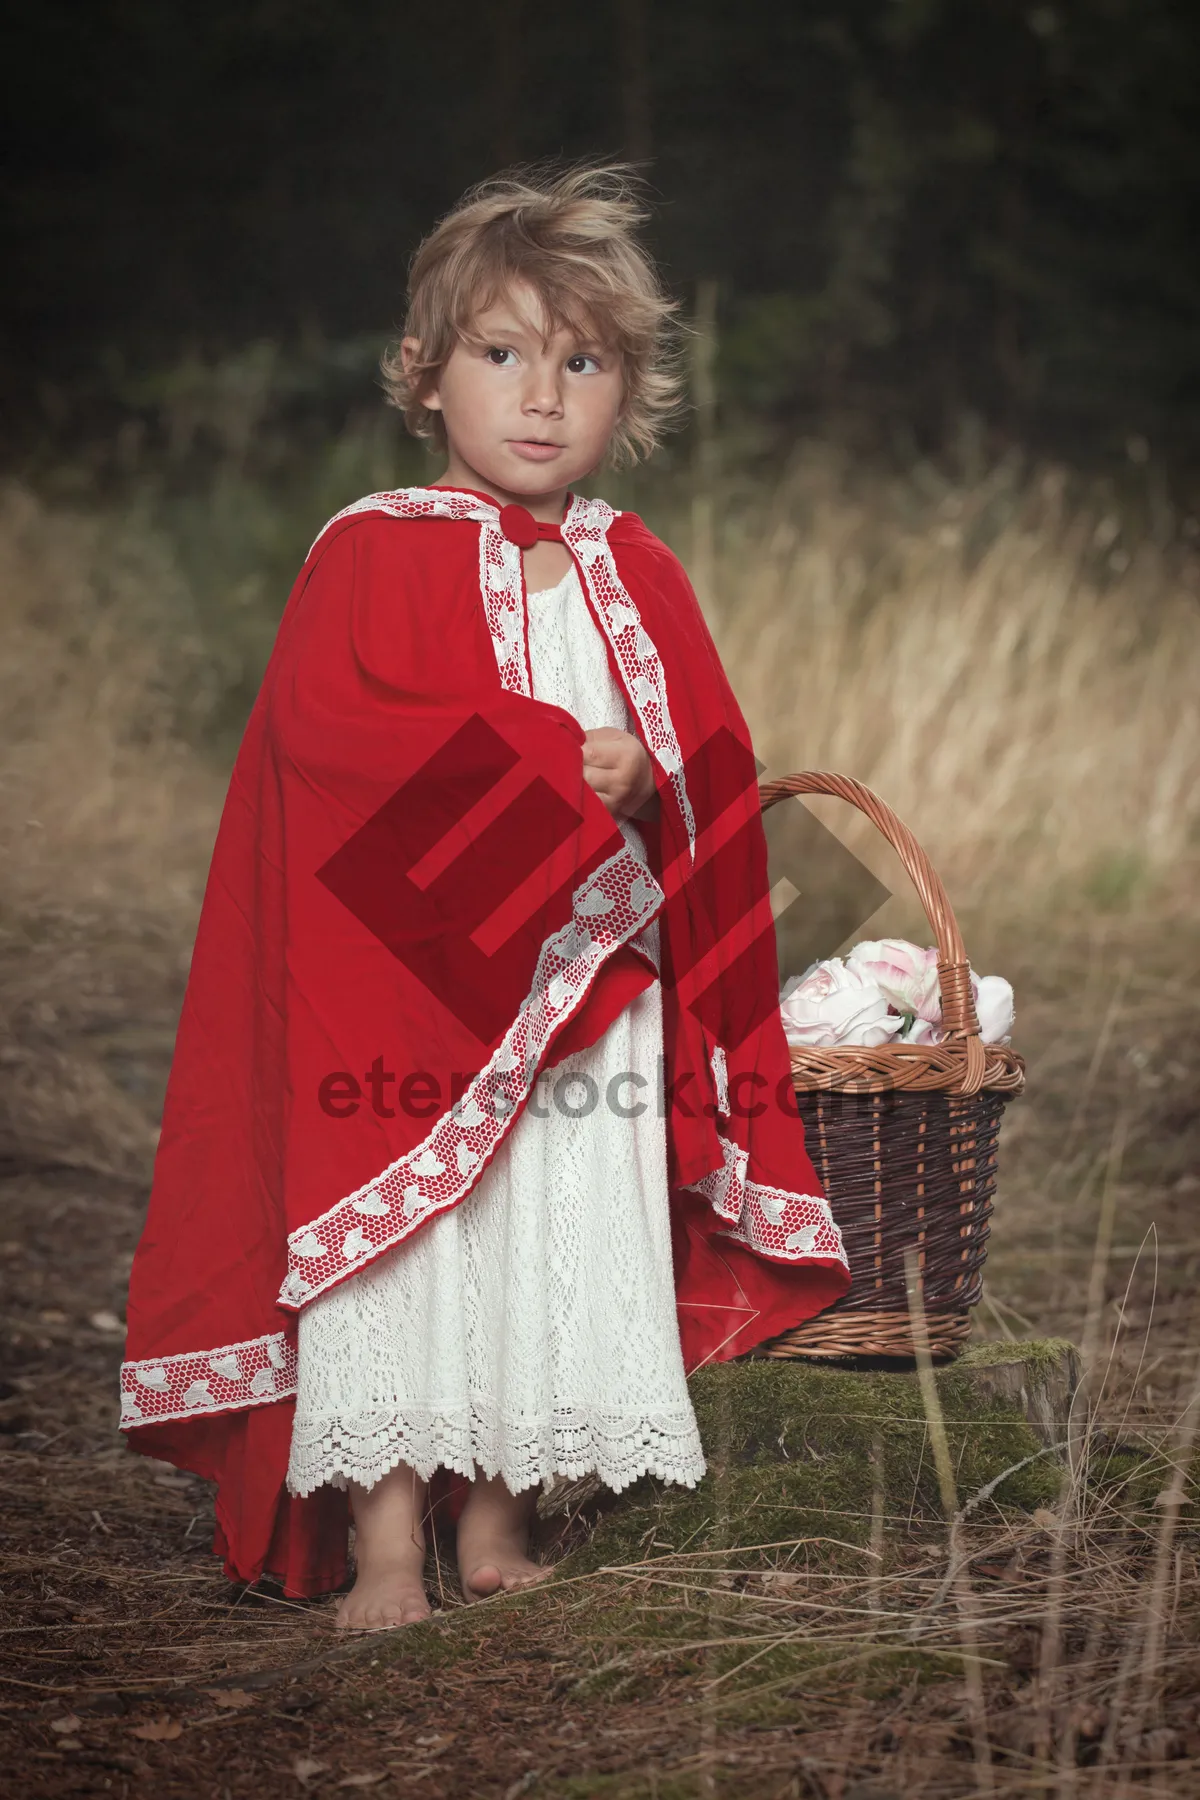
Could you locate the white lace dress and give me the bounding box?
[285,563,707,1499]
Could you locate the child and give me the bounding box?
[121,165,849,1629]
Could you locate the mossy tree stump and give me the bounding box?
[549,1338,1077,1570]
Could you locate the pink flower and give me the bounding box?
[846,937,942,1021]
[780,958,904,1049]
[782,943,1015,1048]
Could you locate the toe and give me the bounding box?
[506,1571,545,1592]
[464,1563,503,1600]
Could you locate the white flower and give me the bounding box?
[780,958,904,1049]
[846,937,942,1022]
[972,972,1015,1044]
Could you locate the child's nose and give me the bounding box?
[523,366,564,413]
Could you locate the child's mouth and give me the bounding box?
[508,440,564,462]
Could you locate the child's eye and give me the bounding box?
[566,353,602,375]
[485,346,516,366]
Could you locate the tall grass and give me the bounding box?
[708,444,1200,911]
[0,483,220,909]
[0,484,221,1177]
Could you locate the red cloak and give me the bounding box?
[121,486,849,1596]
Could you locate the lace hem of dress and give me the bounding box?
[285,1401,707,1498]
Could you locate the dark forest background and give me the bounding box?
[4,0,1200,470]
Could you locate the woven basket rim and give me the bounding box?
[789,1039,1025,1096]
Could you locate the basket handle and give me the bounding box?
[759,770,986,1096]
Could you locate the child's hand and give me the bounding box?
[582,728,659,821]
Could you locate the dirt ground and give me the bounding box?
[2,897,1200,1799]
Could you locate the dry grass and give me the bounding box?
[708,445,1200,911]
[0,483,222,1180]
[1,445,1198,1795]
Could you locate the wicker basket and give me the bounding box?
[756,772,1025,1363]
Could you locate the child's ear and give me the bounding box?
[401,337,443,412]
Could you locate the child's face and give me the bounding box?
[411,284,625,499]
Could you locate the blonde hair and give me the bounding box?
[382,163,684,468]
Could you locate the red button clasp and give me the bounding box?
[498,504,540,550]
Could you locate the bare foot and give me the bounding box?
[337,1462,432,1632]
[457,1470,554,1603]
[335,1560,432,1631]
